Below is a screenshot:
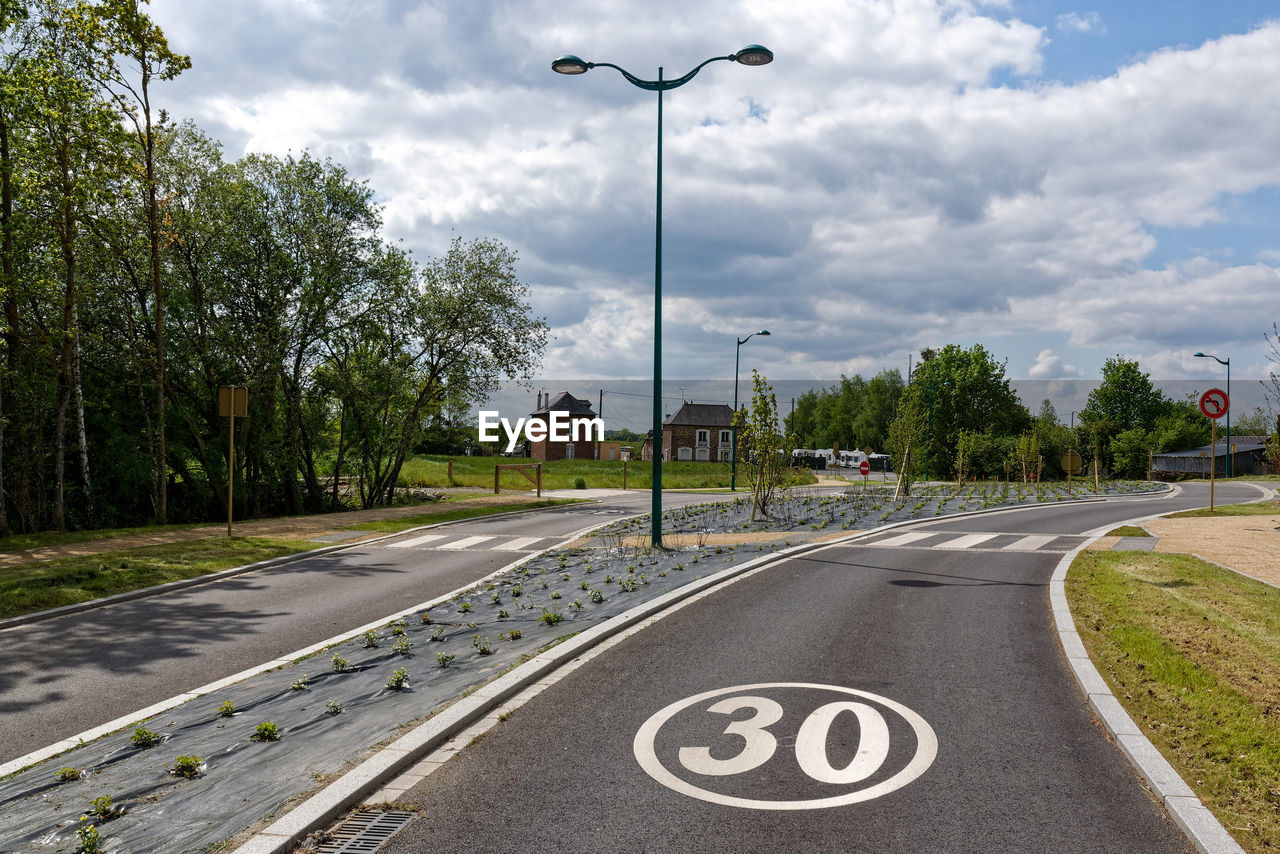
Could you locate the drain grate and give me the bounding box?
[1112,536,1157,552]
[316,810,415,853]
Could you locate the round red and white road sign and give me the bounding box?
[858,460,871,476]
[1199,388,1229,419]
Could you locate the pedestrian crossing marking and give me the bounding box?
[493,537,544,552]
[1003,535,1055,552]
[935,533,996,549]
[874,532,934,547]
[437,536,496,550]
[387,534,447,549]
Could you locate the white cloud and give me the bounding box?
[1028,349,1081,379]
[145,1,1280,384]
[1055,11,1104,35]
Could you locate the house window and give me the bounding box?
[678,447,692,461]
[718,447,731,462]
[696,448,709,461]
[566,443,574,460]
[720,430,731,445]
[696,429,709,447]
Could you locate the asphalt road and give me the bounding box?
[380,482,1265,854]
[0,491,724,764]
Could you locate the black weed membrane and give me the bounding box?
[0,481,1159,852]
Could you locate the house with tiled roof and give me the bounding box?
[527,391,600,461]
[641,402,736,462]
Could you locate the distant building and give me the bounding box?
[527,391,599,461]
[1150,435,1274,478]
[647,402,736,463]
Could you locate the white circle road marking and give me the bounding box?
[633,683,938,810]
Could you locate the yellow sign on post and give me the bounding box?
[220,386,248,535]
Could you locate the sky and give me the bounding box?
[146,0,1280,427]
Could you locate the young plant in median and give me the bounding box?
[130,727,161,748]
[169,755,203,778]
[386,667,410,689]
[251,721,280,742]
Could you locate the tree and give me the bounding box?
[89,0,189,523]
[1080,356,1164,433]
[897,343,1030,479]
[733,370,795,521]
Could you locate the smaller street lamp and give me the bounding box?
[731,330,771,491]
[1194,352,1231,477]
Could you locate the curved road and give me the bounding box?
[0,491,723,764]
[379,482,1264,854]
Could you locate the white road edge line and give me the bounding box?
[1050,526,1244,854]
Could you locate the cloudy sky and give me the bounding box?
[147,0,1279,423]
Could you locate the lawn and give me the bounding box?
[0,537,316,620]
[1167,501,1280,518]
[396,455,817,491]
[1066,551,1280,851]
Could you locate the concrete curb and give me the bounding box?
[0,501,589,631]
[231,484,1174,853]
[1050,538,1245,854]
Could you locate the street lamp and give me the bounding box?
[1194,352,1231,478]
[553,45,773,546]
[731,330,771,491]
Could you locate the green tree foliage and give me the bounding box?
[785,369,903,453]
[0,7,548,531]
[733,370,795,521]
[1078,357,1210,477]
[890,344,1031,480]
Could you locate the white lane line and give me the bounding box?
[936,533,997,550]
[873,532,934,547]
[387,534,447,549]
[437,535,496,551]
[1003,534,1055,552]
[493,537,543,552]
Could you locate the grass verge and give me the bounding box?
[395,455,818,490]
[0,538,317,620]
[343,499,584,533]
[1166,502,1280,518]
[0,520,217,554]
[1066,550,1280,851]
[1105,526,1151,537]
[0,499,586,620]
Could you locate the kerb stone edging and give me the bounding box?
[1050,536,1245,854]
[233,486,1174,853]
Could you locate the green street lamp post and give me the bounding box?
[731,329,771,491]
[553,45,773,546]
[1194,352,1231,477]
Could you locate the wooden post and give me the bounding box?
[494,464,500,495]
[623,459,628,490]
[536,463,542,498]
[227,411,234,536]
[448,459,453,484]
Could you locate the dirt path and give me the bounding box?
[0,491,541,568]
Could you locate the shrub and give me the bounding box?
[251,721,280,742]
[387,667,410,689]
[170,756,202,778]
[130,727,160,748]
[57,766,81,783]
[217,700,236,718]
[574,477,587,489]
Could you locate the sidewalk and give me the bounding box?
[0,490,545,568]
[1088,507,1280,588]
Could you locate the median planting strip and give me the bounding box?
[0,482,1167,853]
